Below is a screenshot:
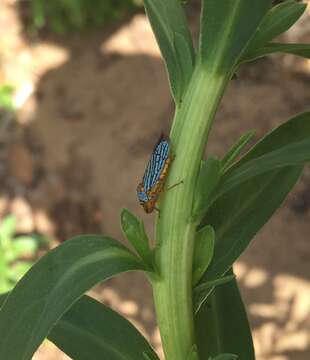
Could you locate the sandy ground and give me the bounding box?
[0,1,310,359]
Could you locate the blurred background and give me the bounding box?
[0,0,309,359]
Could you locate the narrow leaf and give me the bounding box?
[0,293,158,360]
[201,166,302,282]
[192,157,221,219]
[215,111,310,202]
[144,0,180,101]
[199,112,310,282]
[0,235,145,360]
[199,0,272,69]
[221,130,255,172]
[144,0,194,103]
[241,42,310,63]
[121,209,152,268]
[193,225,215,286]
[195,272,254,360]
[218,136,310,198]
[246,0,306,52]
[236,112,310,164]
[49,295,158,360]
[194,274,235,314]
[174,32,194,91]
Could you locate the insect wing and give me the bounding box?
[142,138,170,192]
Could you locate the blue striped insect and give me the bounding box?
[137,134,172,213]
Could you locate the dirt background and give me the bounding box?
[0,1,310,359]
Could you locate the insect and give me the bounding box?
[137,134,173,213]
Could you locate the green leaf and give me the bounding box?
[194,274,235,314]
[0,293,158,360]
[202,167,302,282]
[235,112,310,164]
[218,136,310,198]
[199,0,272,69]
[121,209,152,268]
[0,235,145,360]
[199,112,310,281]
[12,236,39,257]
[215,112,310,201]
[174,32,195,92]
[0,216,16,241]
[241,42,310,64]
[143,0,194,103]
[193,225,215,286]
[192,157,221,220]
[246,0,306,52]
[221,130,255,172]
[195,272,254,360]
[210,354,238,360]
[49,295,158,360]
[0,84,15,112]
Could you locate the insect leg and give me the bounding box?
[167,180,184,191]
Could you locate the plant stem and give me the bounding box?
[152,61,231,360]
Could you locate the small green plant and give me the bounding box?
[29,0,143,33]
[0,84,15,112]
[0,1,310,359]
[0,216,43,293]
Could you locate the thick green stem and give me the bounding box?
[152,62,231,360]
